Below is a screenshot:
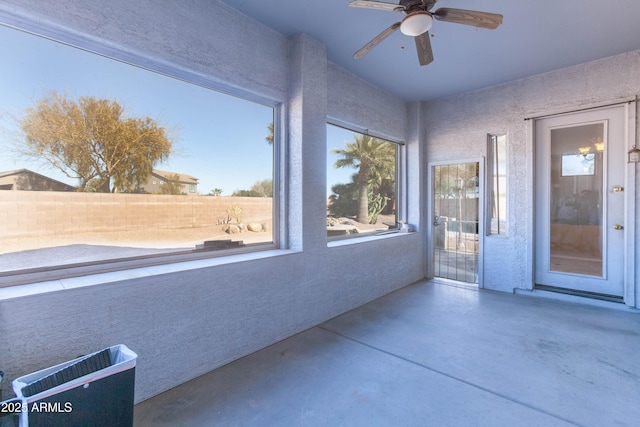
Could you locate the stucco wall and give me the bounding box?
[0,0,423,403]
[327,62,407,141]
[423,50,640,297]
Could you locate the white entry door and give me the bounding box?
[535,105,627,297]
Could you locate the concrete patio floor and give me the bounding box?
[134,281,640,427]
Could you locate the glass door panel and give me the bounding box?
[549,123,604,277]
[535,104,627,298]
[433,162,479,284]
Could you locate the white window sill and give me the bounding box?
[327,230,415,248]
[0,249,297,301]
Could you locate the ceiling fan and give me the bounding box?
[349,0,503,66]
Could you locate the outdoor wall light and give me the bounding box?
[594,141,604,152]
[400,11,433,36]
[578,146,592,157]
[579,138,605,158]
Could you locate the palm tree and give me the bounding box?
[332,134,396,224]
[266,122,274,145]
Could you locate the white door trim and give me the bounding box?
[623,101,637,307]
[524,97,637,122]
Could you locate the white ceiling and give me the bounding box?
[219,0,640,101]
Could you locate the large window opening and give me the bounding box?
[0,24,278,280]
[326,124,399,239]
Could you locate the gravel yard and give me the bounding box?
[0,224,271,272]
[1,215,395,272]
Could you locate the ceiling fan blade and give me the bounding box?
[414,32,434,66]
[433,8,503,29]
[423,0,439,11]
[349,0,404,12]
[354,22,401,59]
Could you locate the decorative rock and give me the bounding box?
[224,225,240,234]
[326,224,359,237]
[327,217,339,226]
[247,223,263,232]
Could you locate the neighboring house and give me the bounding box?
[0,169,76,191]
[141,169,199,194]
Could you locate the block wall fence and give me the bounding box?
[0,191,272,238]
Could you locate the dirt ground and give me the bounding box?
[0,215,397,272]
[3,214,397,255]
[0,224,273,272]
[1,224,272,255]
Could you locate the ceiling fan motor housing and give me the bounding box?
[400,11,433,36]
[401,0,438,12]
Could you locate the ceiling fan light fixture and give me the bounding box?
[400,11,433,36]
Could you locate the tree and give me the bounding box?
[85,177,102,193]
[19,92,173,192]
[232,179,273,197]
[158,173,184,195]
[434,163,477,198]
[331,134,395,223]
[328,179,358,218]
[250,179,273,197]
[207,188,223,196]
[328,174,392,223]
[266,122,274,145]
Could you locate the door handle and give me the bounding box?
[613,224,624,230]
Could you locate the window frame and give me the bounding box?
[326,121,404,242]
[0,20,286,288]
[486,133,508,236]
